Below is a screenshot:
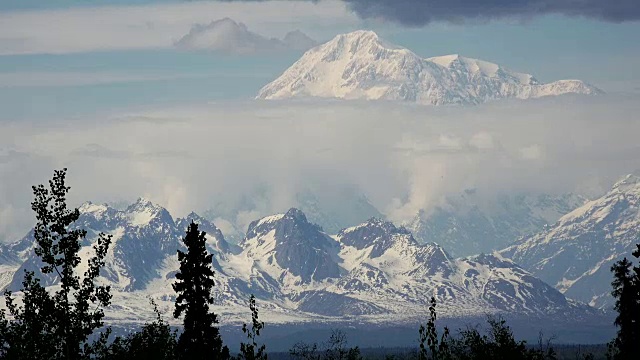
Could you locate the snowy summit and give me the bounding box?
[257,30,602,105]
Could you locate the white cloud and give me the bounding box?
[438,134,464,150]
[0,1,356,55]
[519,144,543,160]
[469,132,495,150]
[0,95,639,242]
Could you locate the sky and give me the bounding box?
[1,0,639,242]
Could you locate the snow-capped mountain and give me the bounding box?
[407,191,586,257]
[0,201,598,326]
[3,198,232,292]
[500,175,640,309]
[241,208,343,284]
[332,218,589,317]
[256,30,602,105]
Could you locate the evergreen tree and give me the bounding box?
[0,168,112,360]
[608,244,640,360]
[238,295,267,360]
[173,221,228,360]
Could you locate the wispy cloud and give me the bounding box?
[0,1,354,55]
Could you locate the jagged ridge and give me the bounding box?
[0,202,599,325]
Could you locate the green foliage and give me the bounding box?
[448,317,557,360]
[173,221,228,360]
[419,297,451,360]
[290,330,361,360]
[238,295,267,360]
[419,297,556,360]
[324,329,362,360]
[0,168,112,360]
[607,244,640,360]
[98,299,177,360]
[290,341,321,360]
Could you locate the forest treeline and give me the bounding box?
[0,169,637,360]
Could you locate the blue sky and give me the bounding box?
[0,0,639,121]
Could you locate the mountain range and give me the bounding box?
[0,199,599,328]
[257,30,602,105]
[3,173,637,339]
[501,175,640,309]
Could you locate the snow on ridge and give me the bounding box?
[128,210,156,227]
[426,54,536,85]
[1,200,599,324]
[500,174,640,309]
[255,213,285,228]
[257,30,602,105]
[78,202,109,214]
[556,174,639,225]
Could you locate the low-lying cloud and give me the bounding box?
[1,95,639,243]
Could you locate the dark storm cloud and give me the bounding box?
[219,0,640,26]
[344,0,640,25]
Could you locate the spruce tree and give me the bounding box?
[0,168,112,360]
[173,221,228,360]
[608,244,640,360]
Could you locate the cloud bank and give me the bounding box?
[1,95,639,243]
[341,0,640,26]
[175,18,317,54]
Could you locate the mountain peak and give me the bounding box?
[339,29,379,40]
[125,197,170,227]
[284,207,307,221]
[126,197,163,213]
[184,211,205,221]
[257,30,601,104]
[132,196,153,206]
[338,218,414,256]
[325,29,407,55]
